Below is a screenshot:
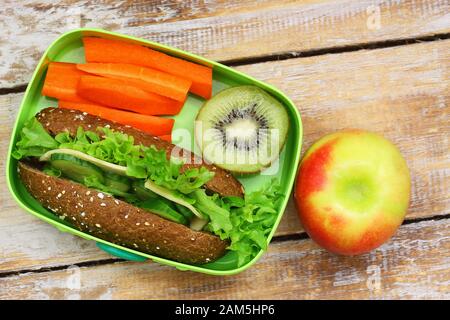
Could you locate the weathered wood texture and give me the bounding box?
[0,93,112,272]
[0,219,448,300]
[1,0,449,87]
[1,39,448,274]
[240,39,450,235]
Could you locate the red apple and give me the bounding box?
[294,129,410,255]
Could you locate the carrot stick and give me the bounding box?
[42,62,90,103]
[77,75,184,116]
[158,134,172,143]
[58,101,174,136]
[76,63,191,102]
[83,37,212,99]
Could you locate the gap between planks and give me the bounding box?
[1,214,449,280]
[225,32,450,66]
[0,32,449,95]
[0,218,448,299]
[1,38,449,275]
[2,0,450,88]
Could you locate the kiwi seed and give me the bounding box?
[195,85,289,174]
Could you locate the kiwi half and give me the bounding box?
[195,85,289,173]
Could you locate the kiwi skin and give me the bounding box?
[195,85,290,175]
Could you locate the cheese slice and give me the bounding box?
[40,148,209,230]
[40,148,127,176]
[144,179,208,230]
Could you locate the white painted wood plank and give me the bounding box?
[0,219,448,299]
[0,40,448,274]
[1,0,449,87]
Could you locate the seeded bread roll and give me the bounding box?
[18,162,228,264]
[36,107,244,198]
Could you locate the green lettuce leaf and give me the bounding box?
[56,127,141,166]
[227,181,282,266]
[14,122,214,195]
[13,116,282,267]
[12,118,58,159]
[56,127,215,195]
[191,189,233,240]
[42,164,61,177]
[83,175,139,204]
[199,180,282,266]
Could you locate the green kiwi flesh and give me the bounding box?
[195,85,289,173]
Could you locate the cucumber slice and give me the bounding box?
[174,203,194,220]
[144,179,205,220]
[132,180,158,200]
[40,148,127,176]
[50,153,104,184]
[139,198,188,225]
[104,172,131,193]
[144,180,209,231]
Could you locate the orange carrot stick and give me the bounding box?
[42,62,90,103]
[76,63,191,102]
[58,101,174,136]
[83,37,212,99]
[77,75,184,116]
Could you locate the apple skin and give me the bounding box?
[294,129,410,255]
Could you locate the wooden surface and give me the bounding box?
[2,0,450,87]
[0,0,449,299]
[1,219,449,299]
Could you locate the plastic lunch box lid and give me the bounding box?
[5,28,303,276]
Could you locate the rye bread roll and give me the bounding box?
[18,162,228,264]
[36,107,244,198]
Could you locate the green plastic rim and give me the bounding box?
[5,28,303,276]
[96,242,148,262]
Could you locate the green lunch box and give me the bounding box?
[6,28,303,275]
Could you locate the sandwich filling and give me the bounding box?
[13,116,282,266]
